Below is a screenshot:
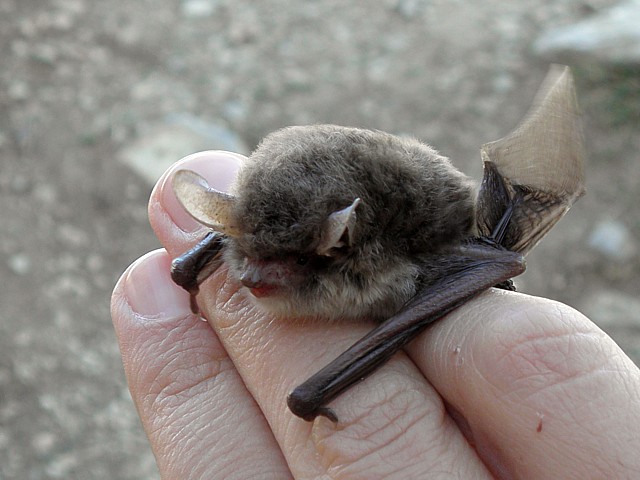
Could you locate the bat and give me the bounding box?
[170,65,585,422]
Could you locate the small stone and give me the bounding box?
[86,254,104,273]
[582,290,640,330]
[181,0,218,18]
[56,224,89,247]
[493,73,515,93]
[534,0,640,65]
[49,11,75,32]
[588,219,637,261]
[33,182,58,204]
[43,274,90,299]
[222,100,247,123]
[11,39,29,58]
[19,18,38,37]
[31,43,59,65]
[8,253,32,275]
[0,399,20,421]
[8,82,30,101]
[45,451,78,477]
[119,115,248,184]
[55,0,86,16]
[32,431,57,455]
[393,0,424,18]
[0,431,9,450]
[10,174,31,194]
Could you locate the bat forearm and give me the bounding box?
[170,231,226,313]
[287,242,525,421]
[168,66,584,423]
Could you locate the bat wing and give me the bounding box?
[287,241,525,421]
[476,65,585,255]
[170,231,226,313]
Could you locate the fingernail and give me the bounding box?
[124,250,192,318]
[161,151,244,233]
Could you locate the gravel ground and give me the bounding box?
[1,0,638,478]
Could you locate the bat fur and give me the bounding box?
[170,65,585,421]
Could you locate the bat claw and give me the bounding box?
[494,279,516,291]
[170,231,226,315]
[316,407,339,423]
[188,294,200,314]
[287,389,339,422]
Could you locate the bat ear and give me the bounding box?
[477,65,585,255]
[316,198,361,256]
[171,169,241,237]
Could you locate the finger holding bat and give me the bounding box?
[150,153,502,478]
[286,65,586,422]
[137,150,640,479]
[132,66,640,479]
[405,290,640,479]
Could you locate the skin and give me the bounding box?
[111,151,640,479]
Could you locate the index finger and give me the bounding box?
[408,289,640,478]
[152,154,496,479]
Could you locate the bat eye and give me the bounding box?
[296,255,310,266]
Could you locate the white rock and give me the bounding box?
[181,0,218,18]
[534,0,640,64]
[582,290,640,329]
[8,253,32,275]
[588,219,637,261]
[119,115,248,185]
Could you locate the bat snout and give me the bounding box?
[239,260,290,298]
[239,273,278,298]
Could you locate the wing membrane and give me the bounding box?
[477,65,585,254]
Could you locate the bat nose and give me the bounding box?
[239,268,263,289]
[239,259,289,294]
[239,267,281,298]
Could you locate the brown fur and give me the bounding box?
[224,125,476,320]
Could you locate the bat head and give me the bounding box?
[172,125,476,321]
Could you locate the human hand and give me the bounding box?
[111,151,640,479]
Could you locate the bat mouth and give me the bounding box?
[248,285,280,298]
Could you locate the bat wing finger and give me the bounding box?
[288,243,525,422]
[477,65,585,255]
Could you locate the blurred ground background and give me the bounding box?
[1,0,638,478]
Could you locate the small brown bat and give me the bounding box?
[170,65,585,422]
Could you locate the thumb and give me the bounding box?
[111,249,288,478]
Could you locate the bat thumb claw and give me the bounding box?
[316,407,339,423]
[287,389,338,422]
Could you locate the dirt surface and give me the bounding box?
[1,1,638,478]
